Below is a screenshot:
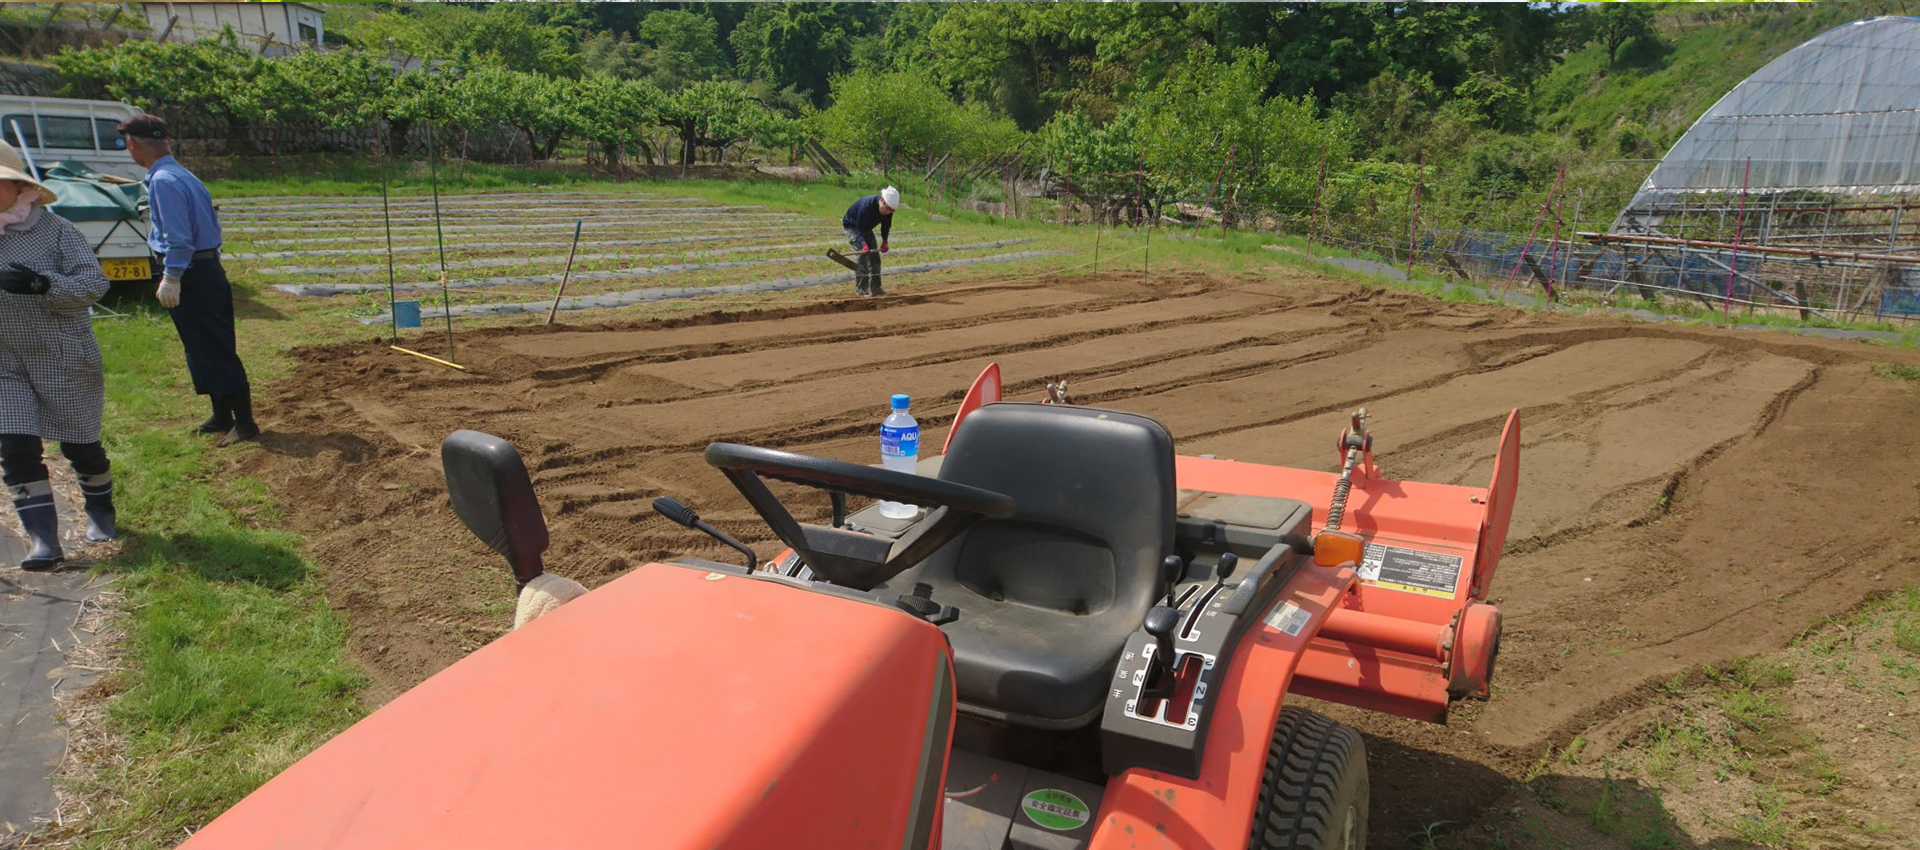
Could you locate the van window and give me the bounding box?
[0,114,128,152]
[0,114,36,148]
[38,116,96,150]
[97,119,127,150]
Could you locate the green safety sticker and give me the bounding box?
[1021,788,1091,831]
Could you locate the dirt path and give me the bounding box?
[238,271,1920,845]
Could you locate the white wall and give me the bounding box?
[140,3,324,56]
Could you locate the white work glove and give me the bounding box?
[156,273,182,309]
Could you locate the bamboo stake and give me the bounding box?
[380,128,399,343]
[391,345,466,371]
[428,123,455,362]
[545,220,585,325]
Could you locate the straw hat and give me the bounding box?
[0,140,60,206]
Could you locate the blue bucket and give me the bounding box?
[393,300,421,329]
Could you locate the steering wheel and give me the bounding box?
[704,443,1014,590]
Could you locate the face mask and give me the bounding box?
[0,190,35,236]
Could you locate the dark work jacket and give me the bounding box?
[841,195,892,249]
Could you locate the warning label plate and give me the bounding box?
[1264,601,1312,636]
[1357,543,1463,598]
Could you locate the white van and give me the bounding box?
[0,96,154,282]
[0,95,144,180]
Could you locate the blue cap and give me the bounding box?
[891,393,910,410]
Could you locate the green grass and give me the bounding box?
[1872,362,1920,384]
[56,304,364,849]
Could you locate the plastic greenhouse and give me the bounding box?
[1597,16,1920,320]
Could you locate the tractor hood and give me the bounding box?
[178,562,954,850]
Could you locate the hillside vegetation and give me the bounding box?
[39,3,1917,219]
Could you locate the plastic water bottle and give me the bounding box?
[879,394,920,519]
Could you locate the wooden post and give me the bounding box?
[1544,171,1567,299]
[1502,164,1565,304]
[1568,189,1584,290]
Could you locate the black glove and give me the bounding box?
[0,263,50,295]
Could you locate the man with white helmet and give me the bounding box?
[840,186,898,296]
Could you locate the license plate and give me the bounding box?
[100,257,152,281]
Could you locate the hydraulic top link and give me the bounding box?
[1323,408,1370,532]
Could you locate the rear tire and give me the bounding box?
[1248,706,1369,850]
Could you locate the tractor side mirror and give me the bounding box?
[441,430,549,586]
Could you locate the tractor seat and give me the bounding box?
[894,403,1175,728]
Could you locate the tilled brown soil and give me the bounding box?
[238,270,1920,846]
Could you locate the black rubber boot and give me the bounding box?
[194,395,232,435]
[78,471,114,542]
[11,480,63,570]
[218,387,260,448]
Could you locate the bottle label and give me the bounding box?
[881,424,919,458]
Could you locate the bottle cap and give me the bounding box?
[891,393,910,410]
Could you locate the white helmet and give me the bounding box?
[881,186,900,209]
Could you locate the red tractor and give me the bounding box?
[178,364,1518,850]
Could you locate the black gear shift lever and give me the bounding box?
[1161,555,1185,605]
[1146,605,1179,665]
[1141,604,1181,708]
[1214,551,1238,584]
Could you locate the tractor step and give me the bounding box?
[943,749,1104,850]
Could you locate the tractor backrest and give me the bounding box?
[937,403,1176,615]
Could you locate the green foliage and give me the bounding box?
[456,7,583,78]
[1040,108,1141,203]
[458,67,571,159]
[52,0,1920,211]
[634,10,728,91]
[923,3,1098,129]
[271,49,395,131]
[1583,5,1660,67]
[730,4,879,106]
[813,68,1021,173]
[329,2,484,59]
[53,30,264,122]
[572,75,667,165]
[656,80,785,166]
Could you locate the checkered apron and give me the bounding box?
[0,206,108,443]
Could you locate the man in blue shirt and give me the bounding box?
[841,186,897,296]
[119,114,257,446]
